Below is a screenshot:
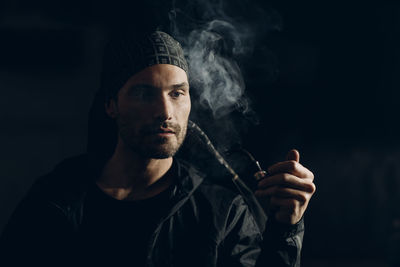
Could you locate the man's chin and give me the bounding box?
[133,141,180,159]
[122,133,184,159]
[144,146,179,159]
[147,152,174,159]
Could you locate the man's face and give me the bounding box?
[107,64,191,159]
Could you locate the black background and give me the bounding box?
[1,1,399,266]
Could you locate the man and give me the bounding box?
[0,30,315,266]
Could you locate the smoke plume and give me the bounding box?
[169,0,281,150]
[184,19,248,118]
[170,1,255,118]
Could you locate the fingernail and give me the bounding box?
[254,171,267,181]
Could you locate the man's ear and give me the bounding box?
[105,98,118,119]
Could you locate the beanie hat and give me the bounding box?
[100,30,188,102]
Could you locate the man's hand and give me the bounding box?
[254,149,316,225]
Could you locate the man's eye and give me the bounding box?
[170,91,184,98]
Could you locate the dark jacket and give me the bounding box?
[0,154,304,267]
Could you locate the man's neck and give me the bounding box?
[96,140,174,201]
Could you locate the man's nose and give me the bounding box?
[152,94,173,121]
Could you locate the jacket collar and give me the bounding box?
[46,154,205,229]
[173,158,205,198]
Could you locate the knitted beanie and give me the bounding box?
[100,30,188,102]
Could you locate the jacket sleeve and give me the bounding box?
[0,191,74,266]
[256,217,304,267]
[217,195,304,267]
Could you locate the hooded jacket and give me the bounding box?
[0,153,303,267]
[0,81,305,266]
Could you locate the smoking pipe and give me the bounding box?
[185,120,268,231]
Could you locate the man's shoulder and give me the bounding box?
[176,158,240,201]
[178,159,247,213]
[179,160,267,233]
[34,154,89,184]
[197,179,241,203]
[27,154,91,203]
[187,168,264,239]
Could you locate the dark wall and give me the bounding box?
[1,0,399,265]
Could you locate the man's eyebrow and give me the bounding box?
[171,82,189,90]
[128,82,189,90]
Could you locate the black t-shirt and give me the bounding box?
[78,180,175,266]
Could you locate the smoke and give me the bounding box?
[185,19,248,118]
[169,0,280,120]
[168,0,281,152]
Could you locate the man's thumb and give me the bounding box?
[286,149,300,162]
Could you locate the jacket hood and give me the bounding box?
[87,88,117,168]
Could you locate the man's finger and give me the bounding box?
[255,186,310,203]
[269,197,298,211]
[257,173,315,192]
[269,197,305,225]
[286,149,300,162]
[267,161,314,180]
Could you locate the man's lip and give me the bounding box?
[156,132,175,136]
[148,129,175,135]
[158,128,175,133]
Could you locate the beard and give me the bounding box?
[116,115,188,159]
